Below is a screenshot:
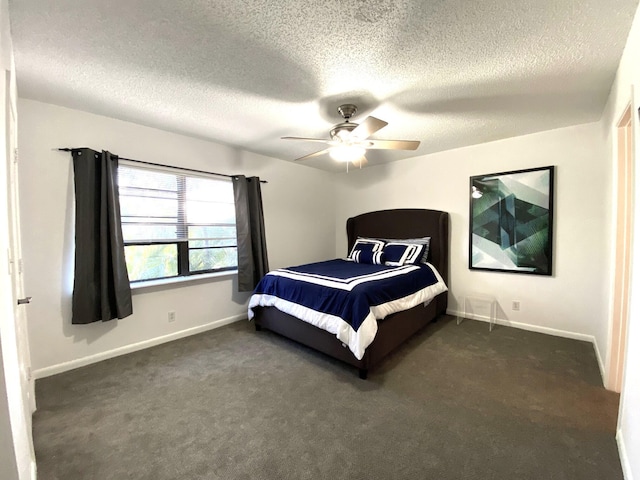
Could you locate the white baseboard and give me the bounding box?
[617,429,633,480]
[446,308,594,343]
[592,337,607,385]
[447,309,611,387]
[33,314,246,379]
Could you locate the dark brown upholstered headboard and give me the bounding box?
[346,209,449,314]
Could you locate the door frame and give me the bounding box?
[608,100,635,392]
[5,70,34,413]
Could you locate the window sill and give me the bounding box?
[130,270,237,292]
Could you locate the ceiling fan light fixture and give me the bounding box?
[329,145,365,163]
[336,129,352,141]
[330,122,357,141]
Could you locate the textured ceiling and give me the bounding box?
[8,0,639,172]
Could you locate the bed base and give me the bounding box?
[254,293,445,379]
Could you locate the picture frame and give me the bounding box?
[469,165,555,275]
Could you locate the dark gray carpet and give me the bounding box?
[33,316,622,480]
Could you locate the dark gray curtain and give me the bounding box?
[71,148,132,324]
[233,175,269,292]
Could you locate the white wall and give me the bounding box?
[17,99,336,375]
[334,122,610,349]
[602,1,640,478]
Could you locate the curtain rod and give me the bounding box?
[56,148,267,183]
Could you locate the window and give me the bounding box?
[118,162,237,282]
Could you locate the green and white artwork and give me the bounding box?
[469,166,555,275]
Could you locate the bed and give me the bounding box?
[249,208,449,378]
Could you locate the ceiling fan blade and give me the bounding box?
[349,116,388,140]
[294,148,331,162]
[365,139,420,150]
[281,136,332,144]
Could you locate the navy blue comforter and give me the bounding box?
[248,259,447,359]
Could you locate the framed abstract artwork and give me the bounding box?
[469,166,555,275]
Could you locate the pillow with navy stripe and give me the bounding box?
[383,242,427,266]
[379,237,431,264]
[352,248,386,265]
[348,238,386,261]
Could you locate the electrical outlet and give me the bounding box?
[168,311,176,322]
[512,301,520,311]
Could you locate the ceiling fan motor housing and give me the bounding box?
[337,103,357,120]
[331,104,359,141]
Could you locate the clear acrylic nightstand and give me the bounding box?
[457,294,497,331]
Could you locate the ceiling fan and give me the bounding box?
[282,104,420,166]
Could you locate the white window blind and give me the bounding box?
[117,162,237,281]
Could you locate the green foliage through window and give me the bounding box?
[118,163,237,282]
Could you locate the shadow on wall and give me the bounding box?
[61,160,74,330]
[231,277,252,306]
[230,147,249,171]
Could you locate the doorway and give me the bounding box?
[609,103,634,392]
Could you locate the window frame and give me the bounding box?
[118,161,238,283]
